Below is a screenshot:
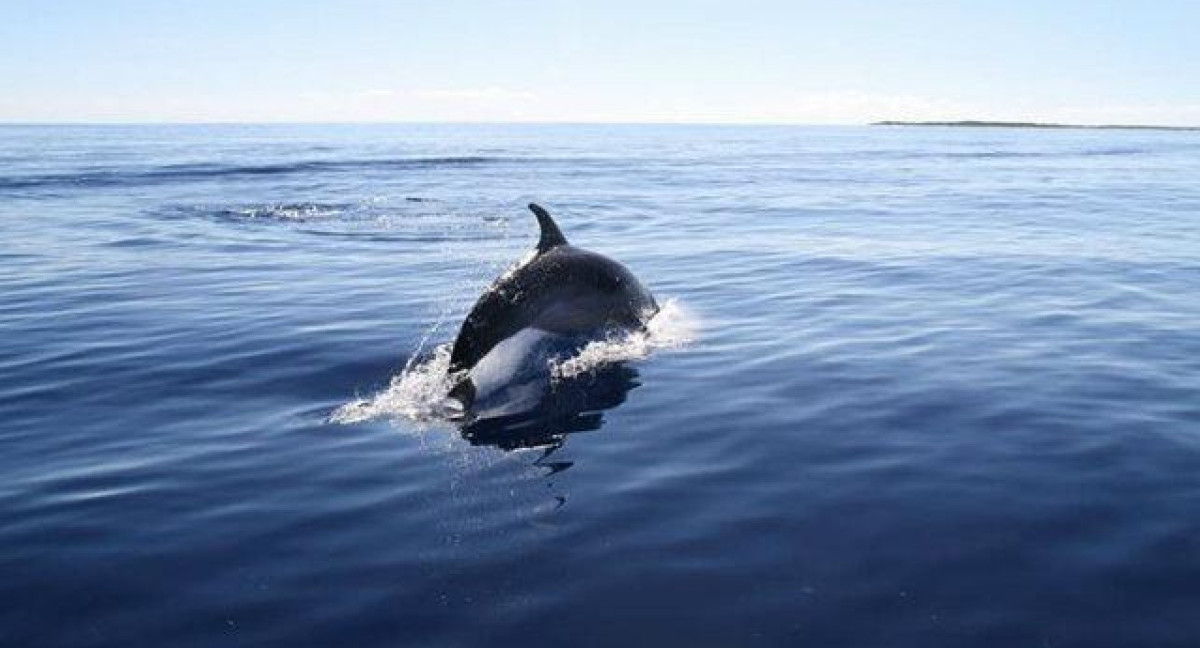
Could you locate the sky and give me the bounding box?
[1,0,1198,125]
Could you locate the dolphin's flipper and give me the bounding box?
[530,203,568,253]
[448,376,476,406]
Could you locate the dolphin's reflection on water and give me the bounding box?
[456,362,641,453]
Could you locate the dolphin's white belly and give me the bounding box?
[467,327,571,416]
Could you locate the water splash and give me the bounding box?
[331,299,697,425]
[550,299,697,380]
[330,344,464,425]
[228,202,347,220]
[496,249,538,284]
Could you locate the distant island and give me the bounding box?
[874,120,1200,132]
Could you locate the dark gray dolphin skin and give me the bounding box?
[448,203,658,405]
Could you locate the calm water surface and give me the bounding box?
[2,124,1200,646]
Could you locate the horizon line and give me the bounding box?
[2,119,1198,130]
[0,119,863,127]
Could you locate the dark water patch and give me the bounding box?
[1079,146,1147,156]
[858,147,1149,162]
[0,155,596,194]
[104,236,171,249]
[300,229,503,244]
[149,201,522,251]
[0,252,41,262]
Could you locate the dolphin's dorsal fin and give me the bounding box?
[529,203,568,253]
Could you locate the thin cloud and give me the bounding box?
[413,87,538,102]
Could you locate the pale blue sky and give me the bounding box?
[2,0,1198,124]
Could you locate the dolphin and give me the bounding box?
[447,203,658,411]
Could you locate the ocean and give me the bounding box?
[2,123,1199,646]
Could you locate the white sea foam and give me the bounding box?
[549,299,697,380]
[330,299,697,425]
[234,203,346,220]
[329,344,464,425]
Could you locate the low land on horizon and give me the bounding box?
[875,120,1200,131]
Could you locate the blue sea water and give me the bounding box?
[2,123,1200,647]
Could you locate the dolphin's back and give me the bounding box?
[449,245,657,374]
